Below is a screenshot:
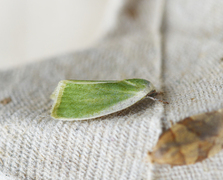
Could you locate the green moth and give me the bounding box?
[50,79,156,121]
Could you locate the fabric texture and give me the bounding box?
[0,0,223,179]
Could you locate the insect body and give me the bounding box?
[50,79,156,121]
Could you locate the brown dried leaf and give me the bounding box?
[149,108,223,165]
[0,97,12,105]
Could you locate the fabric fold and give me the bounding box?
[0,0,164,179]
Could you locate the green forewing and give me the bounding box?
[51,79,155,120]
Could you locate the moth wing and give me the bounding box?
[51,79,154,120]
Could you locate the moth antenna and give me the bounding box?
[146,96,169,104]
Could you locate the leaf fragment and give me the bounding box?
[149,108,223,165]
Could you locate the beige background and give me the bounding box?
[0,0,122,70]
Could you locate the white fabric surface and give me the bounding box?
[1,0,223,179]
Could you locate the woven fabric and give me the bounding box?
[1,0,223,179]
[153,0,223,179]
